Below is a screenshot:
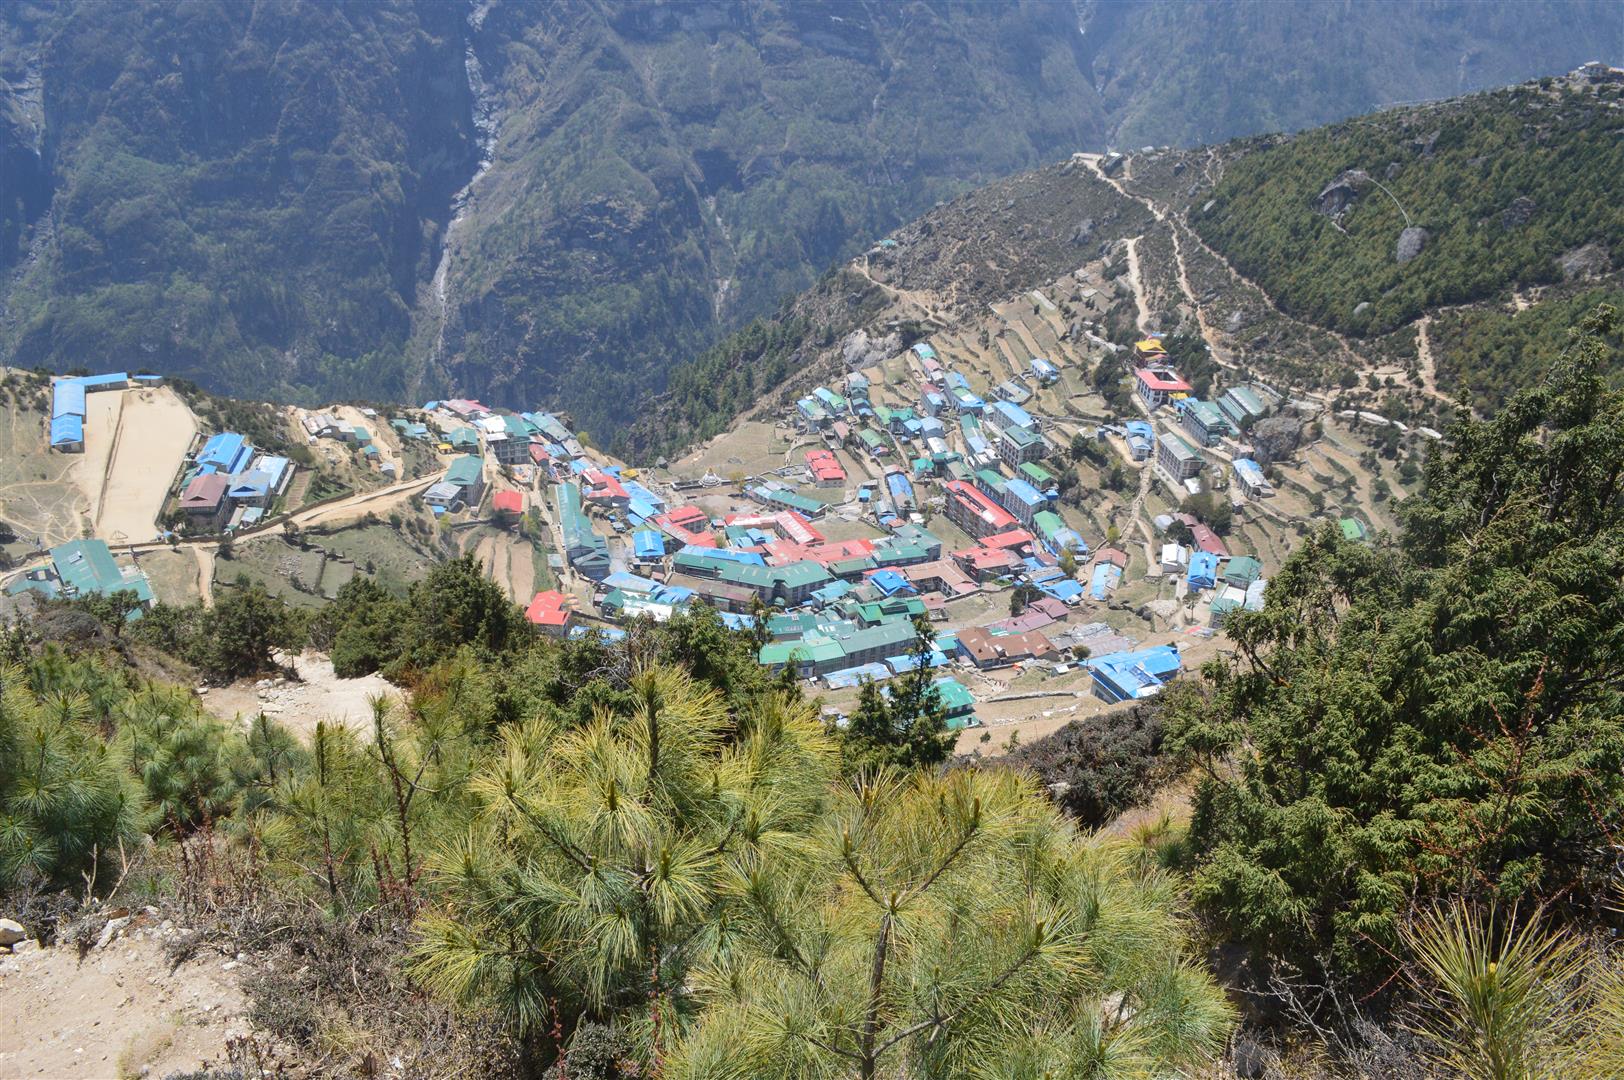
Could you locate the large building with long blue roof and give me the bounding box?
[49,373,129,452]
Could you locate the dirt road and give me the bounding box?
[95,387,197,543]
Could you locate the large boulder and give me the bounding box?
[1395,226,1429,264]
[1314,169,1370,216]
[1556,242,1611,280]
[1249,415,1305,467]
[0,918,26,947]
[1500,196,1536,228]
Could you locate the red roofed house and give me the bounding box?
[804,449,846,488]
[942,480,1017,540]
[493,489,525,523]
[653,505,716,548]
[181,473,231,530]
[978,528,1035,553]
[1093,547,1130,570]
[1135,366,1193,410]
[952,545,1021,581]
[582,468,629,507]
[1188,522,1229,557]
[724,510,824,547]
[524,590,574,636]
[956,626,1060,670]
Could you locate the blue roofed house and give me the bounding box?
[197,432,254,475]
[1187,550,1220,591]
[1087,645,1182,703]
[633,530,666,563]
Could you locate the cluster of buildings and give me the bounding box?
[7,538,153,612]
[178,432,296,532]
[302,409,396,477]
[1129,338,1279,503]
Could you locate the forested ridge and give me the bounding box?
[1192,80,1623,340]
[2,307,1622,1076]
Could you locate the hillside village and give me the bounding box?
[0,205,1433,749]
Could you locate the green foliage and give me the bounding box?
[412,666,836,1029]
[1401,902,1584,1080]
[999,699,1170,829]
[842,617,953,773]
[1195,84,1623,340]
[1430,286,1624,411]
[0,652,152,889]
[665,768,1233,1078]
[115,684,238,832]
[194,584,307,683]
[1168,306,1624,980]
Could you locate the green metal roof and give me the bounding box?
[759,638,844,667]
[934,677,976,715]
[1002,425,1042,450]
[1018,462,1056,486]
[1032,510,1066,539]
[50,540,153,605]
[444,455,483,486]
[1339,518,1367,541]
[976,468,1007,492]
[1222,556,1264,585]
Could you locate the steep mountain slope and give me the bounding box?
[632,71,1623,456]
[0,0,1616,441]
[0,0,478,402]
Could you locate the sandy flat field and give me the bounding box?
[73,389,124,530]
[92,387,198,543]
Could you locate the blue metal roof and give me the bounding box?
[198,432,248,471]
[1004,477,1045,507]
[77,372,128,389]
[1087,645,1182,703]
[52,381,86,418]
[1089,561,1121,600]
[633,530,665,559]
[991,400,1034,431]
[50,415,84,445]
[1187,551,1220,588]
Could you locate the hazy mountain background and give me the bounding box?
[0,0,1616,446]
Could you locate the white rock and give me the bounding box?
[95,915,132,950]
[0,919,25,946]
[12,938,38,954]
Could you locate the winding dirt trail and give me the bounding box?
[193,546,215,608]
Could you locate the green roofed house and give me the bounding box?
[932,677,978,729]
[11,539,154,612]
[716,559,833,606]
[758,637,846,678]
[758,617,919,678]
[1339,517,1367,542]
[1018,462,1056,488]
[1221,555,1264,587]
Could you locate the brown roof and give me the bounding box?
[956,626,1059,667]
[181,473,229,509]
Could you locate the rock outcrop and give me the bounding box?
[1395,226,1429,264]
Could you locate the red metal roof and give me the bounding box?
[1135,367,1192,393]
[493,490,524,513]
[524,590,573,626]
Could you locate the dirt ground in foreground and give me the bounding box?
[0,917,246,1079]
[202,650,399,738]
